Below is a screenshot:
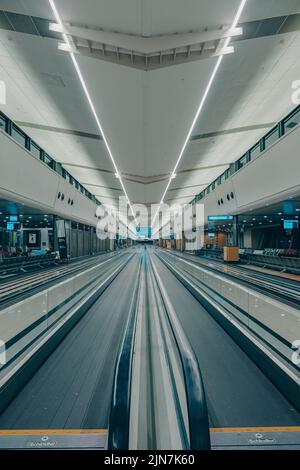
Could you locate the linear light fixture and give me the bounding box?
[151,0,248,229]
[48,0,138,226]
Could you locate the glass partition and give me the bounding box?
[0,114,6,131]
[30,141,41,159]
[11,125,26,147]
[263,126,280,150]
[237,153,248,169]
[283,106,300,133]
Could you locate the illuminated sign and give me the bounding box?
[208,215,234,222]
[136,227,152,238]
[9,216,18,222]
[7,222,15,231]
[284,220,298,230]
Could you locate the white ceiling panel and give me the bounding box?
[0,0,300,212]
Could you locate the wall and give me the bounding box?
[197,124,300,221]
[0,129,99,227]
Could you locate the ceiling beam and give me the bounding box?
[50,23,242,55]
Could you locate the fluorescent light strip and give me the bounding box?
[48,0,138,226]
[151,0,247,228]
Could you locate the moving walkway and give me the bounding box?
[0,247,299,450]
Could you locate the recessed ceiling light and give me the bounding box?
[278,212,282,215]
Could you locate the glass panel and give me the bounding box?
[264,126,279,149]
[11,126,26,147]
[0,114,6,131]
[237,153,248,169]
[55,162,62,175]
[230,163,236,175]
[249,142,261,161]
[44,153,53,167]
[0,262,111,375]
[30,142,41,159]
[283,107,300,132]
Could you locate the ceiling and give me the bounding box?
[0,0,300,224]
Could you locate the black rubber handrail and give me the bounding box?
[107,255,142,450]
[151,253,211,450]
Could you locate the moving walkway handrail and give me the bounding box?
[151,253,211,450]
[107,255,142,450]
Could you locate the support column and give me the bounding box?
[232,215,239,246]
